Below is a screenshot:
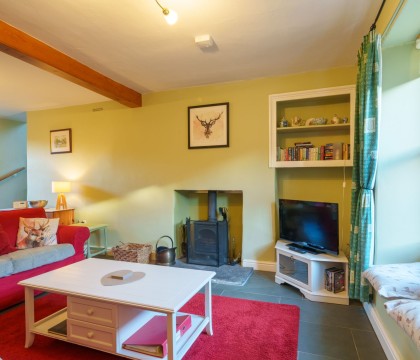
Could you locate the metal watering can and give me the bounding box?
[156,235,176,266]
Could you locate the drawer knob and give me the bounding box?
[87,331,94,339]
[87,308,94,315]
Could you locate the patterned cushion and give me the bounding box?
[384,299,420,350]
[362,262,420,300]
[16,217,59,249]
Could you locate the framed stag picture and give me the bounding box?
[188,102,229,149]
[50,128,72,154]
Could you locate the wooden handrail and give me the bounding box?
[0,167,26,183]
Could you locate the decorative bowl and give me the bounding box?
[305,117,327,126]
[29,200,48,208]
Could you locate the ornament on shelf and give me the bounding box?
[292,116,305,126]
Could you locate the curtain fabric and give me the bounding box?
[349,31,382,302]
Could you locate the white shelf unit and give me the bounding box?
[275,240,349,305]
[269,85,355,168]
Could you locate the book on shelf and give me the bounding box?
[324,143,334,160]
[294,141,313,147]
[122,314,192,357]
[332,143,343,160]
[48,319,67,336]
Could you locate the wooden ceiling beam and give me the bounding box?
[0,20,142,108]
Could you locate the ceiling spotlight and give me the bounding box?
[155,0,178,25]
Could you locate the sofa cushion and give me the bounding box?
[0,255,13,278]
[2,244,75,277]
[16,217,59,249]
[0,208,47,247]
[0,225,17,255]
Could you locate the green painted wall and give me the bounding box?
[26,67,356,263]
[0,118,27,208]
[376,42,420,264]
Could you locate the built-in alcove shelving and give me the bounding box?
[269,85,355,168]
[270,86,355,300]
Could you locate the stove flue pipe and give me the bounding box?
[208,190,217,221]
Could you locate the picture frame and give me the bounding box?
[50,128,72,154]
[188,102,229,149]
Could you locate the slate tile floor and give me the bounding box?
[212,270,387,360]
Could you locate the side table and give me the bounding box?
[45,208,75,225]
[71,223,108,258]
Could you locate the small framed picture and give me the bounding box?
[50,128,72,154]
[188,102,229,149]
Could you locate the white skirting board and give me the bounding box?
[363,302,399,360]
[242,259,276,272]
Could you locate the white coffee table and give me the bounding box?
[19,258,215,360]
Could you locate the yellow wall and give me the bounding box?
[276,167,353,256]
[26,67,356,264]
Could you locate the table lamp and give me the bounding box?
[52,181,71,210]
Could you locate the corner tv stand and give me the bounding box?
[275,240,349,305]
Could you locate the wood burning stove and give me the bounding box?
[186,191,229,267]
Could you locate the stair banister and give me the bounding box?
[0,167,26,183]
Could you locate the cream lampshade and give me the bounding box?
[52,181,71,210]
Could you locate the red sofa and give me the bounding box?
[0,207,90,310]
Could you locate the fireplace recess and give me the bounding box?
[186,190,229,267]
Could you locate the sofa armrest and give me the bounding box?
[56,225,90,255]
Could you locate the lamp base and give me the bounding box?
[56,194,68,210]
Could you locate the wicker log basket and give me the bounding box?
[112,243,153,264]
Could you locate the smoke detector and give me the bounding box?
[195,34,215,49]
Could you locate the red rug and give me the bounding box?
[0,293,299,360]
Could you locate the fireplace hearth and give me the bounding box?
[186,190,229,267]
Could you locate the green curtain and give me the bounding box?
[349,30,382,302]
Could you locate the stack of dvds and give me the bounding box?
[325,267,345,293]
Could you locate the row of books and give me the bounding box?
[276,142,350,161]
[325,267,345,293]
[122,314,192,358]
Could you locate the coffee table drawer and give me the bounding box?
[68,318,116,352]
[68,296,117,327]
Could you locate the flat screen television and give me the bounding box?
[279,199,339,255]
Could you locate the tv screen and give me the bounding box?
[279,199,339,255]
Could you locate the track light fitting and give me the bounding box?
[155,0,178,25]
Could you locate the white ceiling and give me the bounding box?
[0,0,384,118]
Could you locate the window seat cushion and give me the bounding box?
[384,299,420,350]
[362,262,420,300]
